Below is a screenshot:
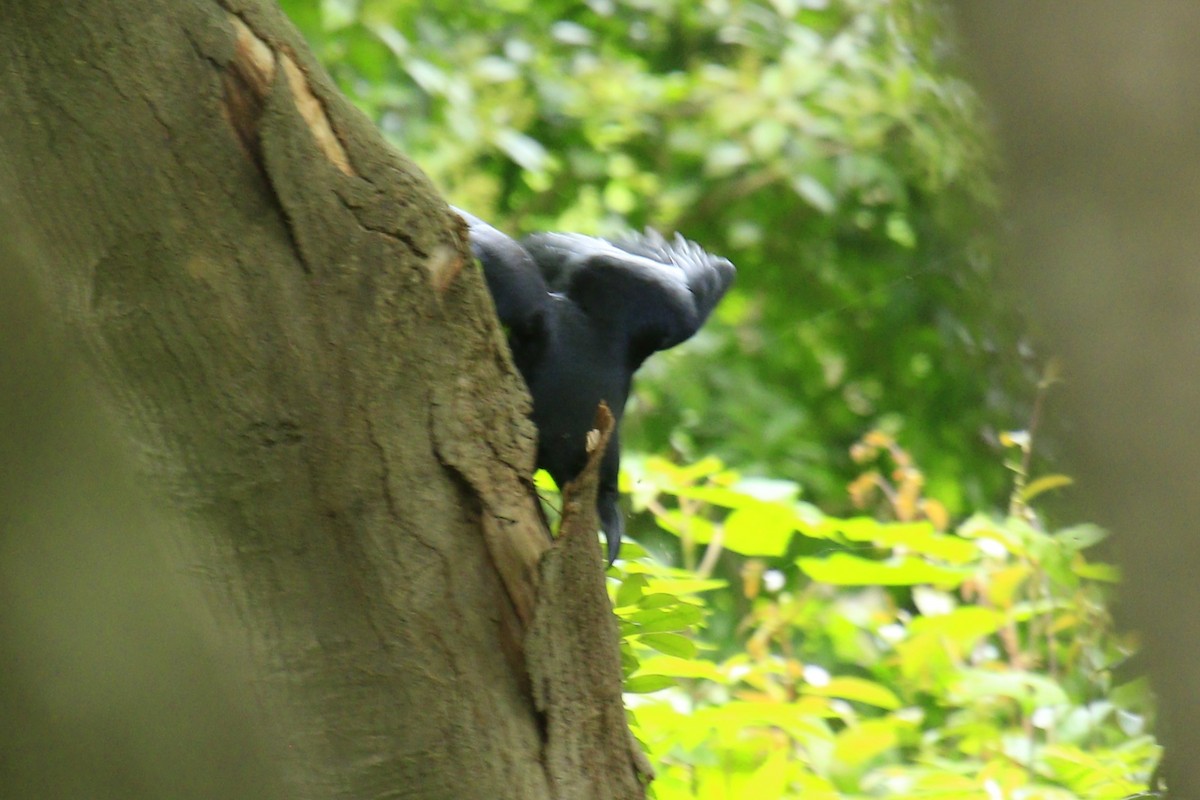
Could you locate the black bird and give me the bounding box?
[455,207,736,565]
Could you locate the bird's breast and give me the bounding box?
[525,306,630,483]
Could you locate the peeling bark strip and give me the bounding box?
[224,15,353,176]
[221,18,272,157]
[426,244,466,297]
[220,11,475,297]
[430,375,547,629]
[526,404,652,798]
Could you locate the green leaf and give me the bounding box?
[835,519,979,563]
[614,573,647,609]
[642,576,726,595]
[791,174,837,213]
[737,750,789,798]
[494,128,549,173]
[958,513,1027,557]
[620,645,640,678]
[831,718,904,768]
[705,142,750,175]
[803,677,902,710]
[722,501,798,557]
[653,510,717,543]
[625,604,704,633]
[908,606,1005,642]
[532,469,559,491]
[1054,523,1108,551]
[1073,561,1121,583]
[617,566,726,596]
[636,593,685,610]
[669,486,759,509]
[885,213,916,248]
[733,476,802,502]
[624,674,677,694]
[671,477,801,509]
[639,633,698,659]
[689,702,832,740]
[637,655,724,682]
[797,553,970,586]
[1020,473,1074,502]
[949,668,1069,708]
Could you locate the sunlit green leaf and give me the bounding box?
[638,633,698,659]
[798,553,971,586]
[1073,561,1121,583]
[532,469,559,491]
[624,675,677,694]
[836,519,980,562]
[494,128,549,172]
[886,213,917,248]
[620,644,640,678]
[631,593,683,612]
[614,573,647,609]
[792,174,837,213]
[949,669,1069,707]
[803,676,902,710]
[733,748,789,798]
[706,142,751,175]
[653,509,717,542]
[908,605,1005,642]
[636,655,724,682]
[723,501,798,556]
[625,604,704,633]
[831,718,903,768]
[1020,473,1075,502]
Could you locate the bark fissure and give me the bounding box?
[364,412,402,523]
[334,192,431,260]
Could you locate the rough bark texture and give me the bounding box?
[527,405,653,799]
[955,4,1200,794]
[0,1,639,797]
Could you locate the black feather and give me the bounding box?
[455,207,736,565]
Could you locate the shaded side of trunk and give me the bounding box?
[956,4,1200,794]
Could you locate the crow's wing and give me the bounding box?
[521,230,735,362]
[453,206,548,334]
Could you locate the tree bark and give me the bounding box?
[0,1,640,797]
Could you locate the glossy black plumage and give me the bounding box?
[455,207,736,565]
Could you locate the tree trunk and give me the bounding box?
[955,4,1200,795]
[0,1,641,797]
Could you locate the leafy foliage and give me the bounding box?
[611,439,1158,798]
[281,0,1033,515]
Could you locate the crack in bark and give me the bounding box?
[332,188,431,260]
[427,385,545,629]
[364,412,401,523]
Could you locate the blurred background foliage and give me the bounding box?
[281,0,1033,516]
[280,0,1158,796]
